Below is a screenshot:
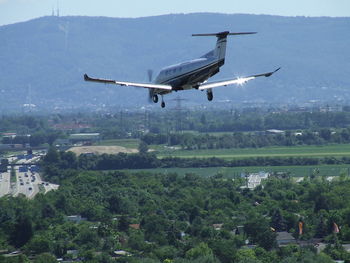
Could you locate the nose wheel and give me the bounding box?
[207,89,213,101]
[161,96,165,108]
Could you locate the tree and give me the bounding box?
[43,147,60,164]
[26,235,52,254]
[75,226,100,249]
[118,215,130,232]
[235,249,258,262]
[10,216,33,248]
[138,141,149,154]
[185,242,213,260]
[271,209,287,231]
[244,216,277,250]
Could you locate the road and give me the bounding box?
[1,154,59,199]
[0,167,11,197]
[14,167,59,198]
[14,167,39,199]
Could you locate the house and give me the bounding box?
[266,129,285,134]
[1,133,17,139]
[54,138,71,147]
[212,224,223,231]
[241,172,270,189]
[276,231,296,246]
[66,215,87,223]
[234,225,245,235]
[66,250,78,258]
[68,133,100,145]
[129,224,140,230]
[113,250,132,257]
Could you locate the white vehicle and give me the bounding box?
[84,31,280,108]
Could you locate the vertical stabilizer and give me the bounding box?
[214,31,230,62]
[193,31,256,62]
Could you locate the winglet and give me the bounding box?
[264,67,281,77]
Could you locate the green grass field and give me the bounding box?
[158,144,350,159]
[97,139,350,161]
[96,139,350,178]
[98,139,140,148]
[121,164,350,178]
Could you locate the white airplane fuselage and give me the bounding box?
[154,56,223,94]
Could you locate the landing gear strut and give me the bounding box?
[207,89,213,101]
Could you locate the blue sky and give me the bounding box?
[0,0,349,26]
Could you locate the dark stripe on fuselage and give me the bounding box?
[159,59,224,90]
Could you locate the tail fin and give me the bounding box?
[193,31,256,62]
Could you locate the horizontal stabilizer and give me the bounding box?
[192,31,257,37]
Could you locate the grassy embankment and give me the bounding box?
[99,139,350,159]
[158,144,350,159]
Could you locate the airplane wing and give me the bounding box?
[198,67,281,90]
[84,74,172,90]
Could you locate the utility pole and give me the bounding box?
[170,96,187,132]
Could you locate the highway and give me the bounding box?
[0,153,59,199]
[0,168,11,197]
[14,167,40,199]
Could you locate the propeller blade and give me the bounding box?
[147,69,153,82]
[148,88,153,103]
[147,70,154,103]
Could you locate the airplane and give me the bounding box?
[84,31,280,108]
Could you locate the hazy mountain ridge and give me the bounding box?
[0,13,349,111]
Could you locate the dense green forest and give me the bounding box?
[2,166,350,262]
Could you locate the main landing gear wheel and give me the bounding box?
[161,101,165,108]
[152,94,159,103]
[207,90,213,101]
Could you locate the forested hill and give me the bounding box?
[0,13,349,111]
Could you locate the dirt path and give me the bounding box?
[67,146,138,156]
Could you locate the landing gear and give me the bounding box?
[207,89,213,101]
[151,93,165,108]
[152,94,159,103]
[161,96,165,108]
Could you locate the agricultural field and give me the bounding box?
[97,138,140,148]
[95,139,350,162]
